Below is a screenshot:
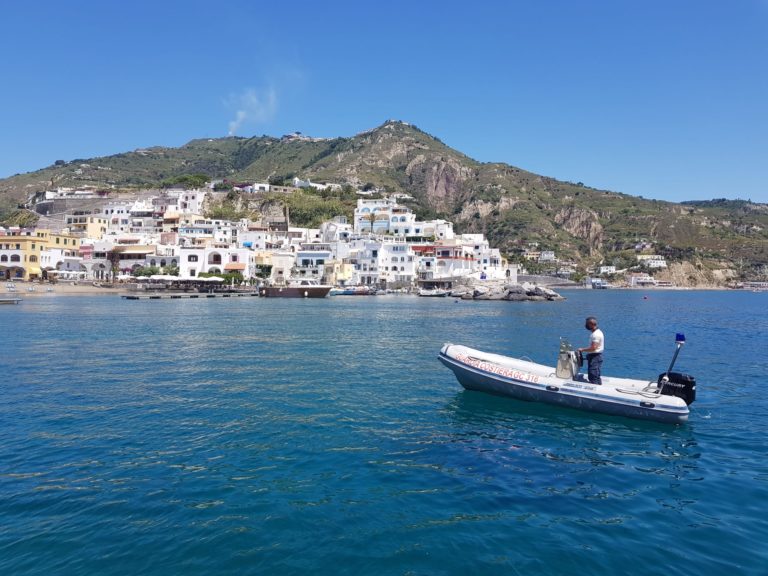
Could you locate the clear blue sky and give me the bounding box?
[1,0,766,203]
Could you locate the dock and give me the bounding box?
[122,292,260,300]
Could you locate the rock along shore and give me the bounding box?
[449,280,565,302]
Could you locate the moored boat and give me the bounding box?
[438,335,695,424]
[418,288,449,297]
[330,286,376,296]
[0,296,22,305]
[261,278,332,298]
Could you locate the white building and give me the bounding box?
[294,242,333,282]
[269,251,297,284]
[627,272,657,287]
[637,254,668,269]
[292,177,341,191]
[353,197,455,240]
[539,250,556,263]
[378,240,416,287]
[458,234,507,279]
[351,240,382,286]
[354,198,394,234]
[101,200,135,234]
[170,188,208,215]
[177,245,253,279]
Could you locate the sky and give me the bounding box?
[1,0,767,203]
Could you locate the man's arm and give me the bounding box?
[579,337,598,353]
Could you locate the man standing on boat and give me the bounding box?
[579,316,604,385]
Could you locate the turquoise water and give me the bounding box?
[1,291,767,574]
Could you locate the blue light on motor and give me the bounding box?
[675,333,686,343]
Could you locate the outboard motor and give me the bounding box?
[657,333,696,405]
[657,372,696,405]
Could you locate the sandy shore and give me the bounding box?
[7,282,124,296]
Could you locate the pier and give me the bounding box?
[122,292,260,300]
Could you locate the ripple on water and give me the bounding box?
[1,293,767,574]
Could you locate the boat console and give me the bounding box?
[556,338,580,379]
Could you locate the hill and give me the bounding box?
[1,120,767,282]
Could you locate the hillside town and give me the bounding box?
[0,181,521,294]
[5,180,761,295]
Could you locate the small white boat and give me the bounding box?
[439,335,696,424]
[419,288,449,297]
[260,278,332,298]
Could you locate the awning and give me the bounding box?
[224,262,246,271]
[114,247,156,254]
[27,267,41,274]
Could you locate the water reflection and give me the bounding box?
[442,390,704,501]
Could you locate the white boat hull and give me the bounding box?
[439,344,690,424]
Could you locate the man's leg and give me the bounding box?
[588,354,602,385]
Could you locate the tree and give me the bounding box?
[107,250,121,282]
[255,265,272,279]
[134,266,160,277]
[160,173,209,189]
[366,212,376,233]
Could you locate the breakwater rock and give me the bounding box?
[449,281,565,302]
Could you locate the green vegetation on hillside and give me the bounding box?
[1,120,766,279]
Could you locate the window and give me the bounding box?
[10,255,20,262]
[188,255,198,262]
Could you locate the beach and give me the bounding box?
[8,281,123,296]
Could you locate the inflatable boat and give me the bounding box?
[438,335,696,424]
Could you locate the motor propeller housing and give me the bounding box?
[657,372,696,405]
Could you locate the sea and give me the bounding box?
[1,290,766,575]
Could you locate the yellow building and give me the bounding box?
[0,229,82,281]
[64,214,108,238]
